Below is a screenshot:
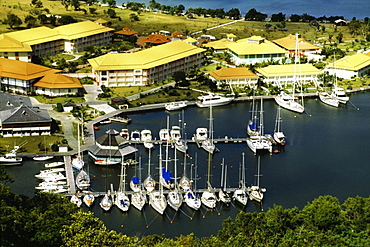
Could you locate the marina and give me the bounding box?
[4,91,370,238]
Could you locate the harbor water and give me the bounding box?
[5,91,370,238]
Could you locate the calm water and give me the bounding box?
[5,91,370,238]
[116,0,369,19]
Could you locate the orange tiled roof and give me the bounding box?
[144,34,171,44]
[115,27,139,36]
[34,73,83,89]
[0,58,60,80]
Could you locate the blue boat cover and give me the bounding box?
[162,167,174,182]
[131,176,140,184]
[249,122,258,130]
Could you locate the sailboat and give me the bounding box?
[275,33,305,114]
[115,163,131,212]
[167,146,182,211]
[70,193,82,207]
[72,121,84,170]
[33,135,53,161]
[233,153,248,206]
[179,150,191,191]
[143,149,155,192]
[200,153,217,209]
[83,192,95,207]
[246,98,272,154]
[247,156,266,202]
[319,91,339,107]
[160,117,175,190]
[75,169,90,190]
[247,92,260,137]
[184,155,201,210]
[100,192,113,211]
[148,143,167,215]
[141,129,154,149]
[201,104,216,154]
[173,111,188,153]
[218,158,231,205]
[273,107,286,145]
[331,53,349,104]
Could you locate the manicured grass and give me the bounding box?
[32,95,85,104]
[0,136,65,154]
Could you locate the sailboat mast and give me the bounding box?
[224,165,228,191]
[242,152,245,189]
[220,158,225,188]
[257,156,261,187]
[174,145,177,187]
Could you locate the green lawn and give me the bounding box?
[0,136,65,155]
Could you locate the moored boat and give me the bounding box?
[165,101,187,111]
[196,93,233,108]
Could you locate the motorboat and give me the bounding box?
[170,126,181,142]
[33,155,54,161]
[100,193,113,211]
[45,161,64,168]
[0,148,22,165]
[201,183,217,209]
[141,129,154,149]
[165,101,187,111]
[196,93,233,108]
[35,170,65,180]
[76,169,90,190]
[120,129,129,140]
[194,127,208,142]
[159,128,170,142]
[109,116,131,124]
[83,192,95,207]
[130,130,140,141]
[319,91,339,107]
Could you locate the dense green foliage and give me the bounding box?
[1,166,369,246]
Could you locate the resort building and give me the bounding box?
[143,33,172,46]
[114,27,139,40]
[256,63,323,88]
[272,34,321,57]
[0,58,83,96]
[0,104,52,137]
[208,67,259,89]
[88,40,206,87]
[226,36,288,65]
[88,129,138,165]
[323,53,370,79]
[0,21,113,62]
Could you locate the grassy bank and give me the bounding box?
[0,135,66,154]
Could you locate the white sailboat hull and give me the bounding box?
[319,92,339,107]
[148,191,167,215]
[275,93,304,113]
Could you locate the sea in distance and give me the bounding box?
[116,0,369,19]
[5,91,370,238]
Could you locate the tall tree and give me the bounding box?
[5,13,22,29]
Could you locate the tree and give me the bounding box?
[25,15,37,28]
[336,32,343,43]
[107,8,117,18]
[290,14,301,22]
[5,13,22,29]
[245,8,267,21]
[226,8,241,20]
[271,12,286,22]
[129,13,139,22]
[58,15,77,25]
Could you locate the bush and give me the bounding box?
[55,103,64,112]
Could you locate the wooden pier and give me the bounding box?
[64,155,76,194]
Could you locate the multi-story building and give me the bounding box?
[88,40,205,87]
[0,20,113,62]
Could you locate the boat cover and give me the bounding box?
[162,167,173,182]
[131,176,140,184]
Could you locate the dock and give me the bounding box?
[64,155,76,194]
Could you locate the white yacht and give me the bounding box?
[332,86,349,104]
[196,93,233,108]
[75,169,90,191]
[170,126,181,142]
[70,194,82,207]
[120,129,129,140]
[141,129,154,149]
[148,191,167,215]
[131,191,146,211]
[0,147,22,165]
[247,156,266,202]
[232,153,248,206]
[319,91,339,107]
[165,101,187,111]
[194,127,208,142]
[201,184,217,209]
[218,159,231,205]
[159,128,170,142]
